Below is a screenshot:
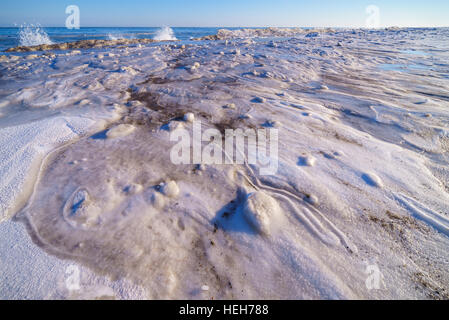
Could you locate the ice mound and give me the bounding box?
[189,62,201,71]
[298,155,317,167]
[361,172,383,188]
[106,124,136,139]
[124,183,143,195]
[183,113,195,123]
[252,97,266,103]
[304,194,319,206]
[223,103,236,109]
[242,191,282,235]
[63,188,101,229]
[148,191,165,209]
[161,181,180,198]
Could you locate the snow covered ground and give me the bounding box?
[0,27,448,299]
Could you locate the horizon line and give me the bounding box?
[0,25,448,29]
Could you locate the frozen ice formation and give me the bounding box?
[149,191,166,209]
[242,191,282,235]
[63,188,101,229]
[5,38,158,52]
[1,27,449,300]
[305,32,319,38]
[252,97,266,103]
[0,115,100,222]
[195,27,334,40]
[263,120,282,128]
[304,194,319,206]
[183,112,195,123]
[120,66,139,75]
[190,62,201,71]
[223,103,236,109]
[298,155,317,167]
[124,183,143,195]
[161,181,180,198]
[106,124,136,139]
[361,172,383,188]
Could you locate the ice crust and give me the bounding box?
[0,116,96,221]
[1,27,449,299]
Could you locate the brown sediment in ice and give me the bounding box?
[3,27,449,299]
[15,112,248,299]
[4,38,167,52]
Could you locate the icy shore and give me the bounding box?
[5,38,159,53]
[0,27,448,299]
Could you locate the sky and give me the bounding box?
[0,0,448,28]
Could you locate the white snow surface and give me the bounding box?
[0,27,449,299]
[0,116,95,220]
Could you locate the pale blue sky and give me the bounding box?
[0,0,448,27]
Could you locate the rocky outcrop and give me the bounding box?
[5,38,159,52]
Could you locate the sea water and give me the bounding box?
[0,26,226,51]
